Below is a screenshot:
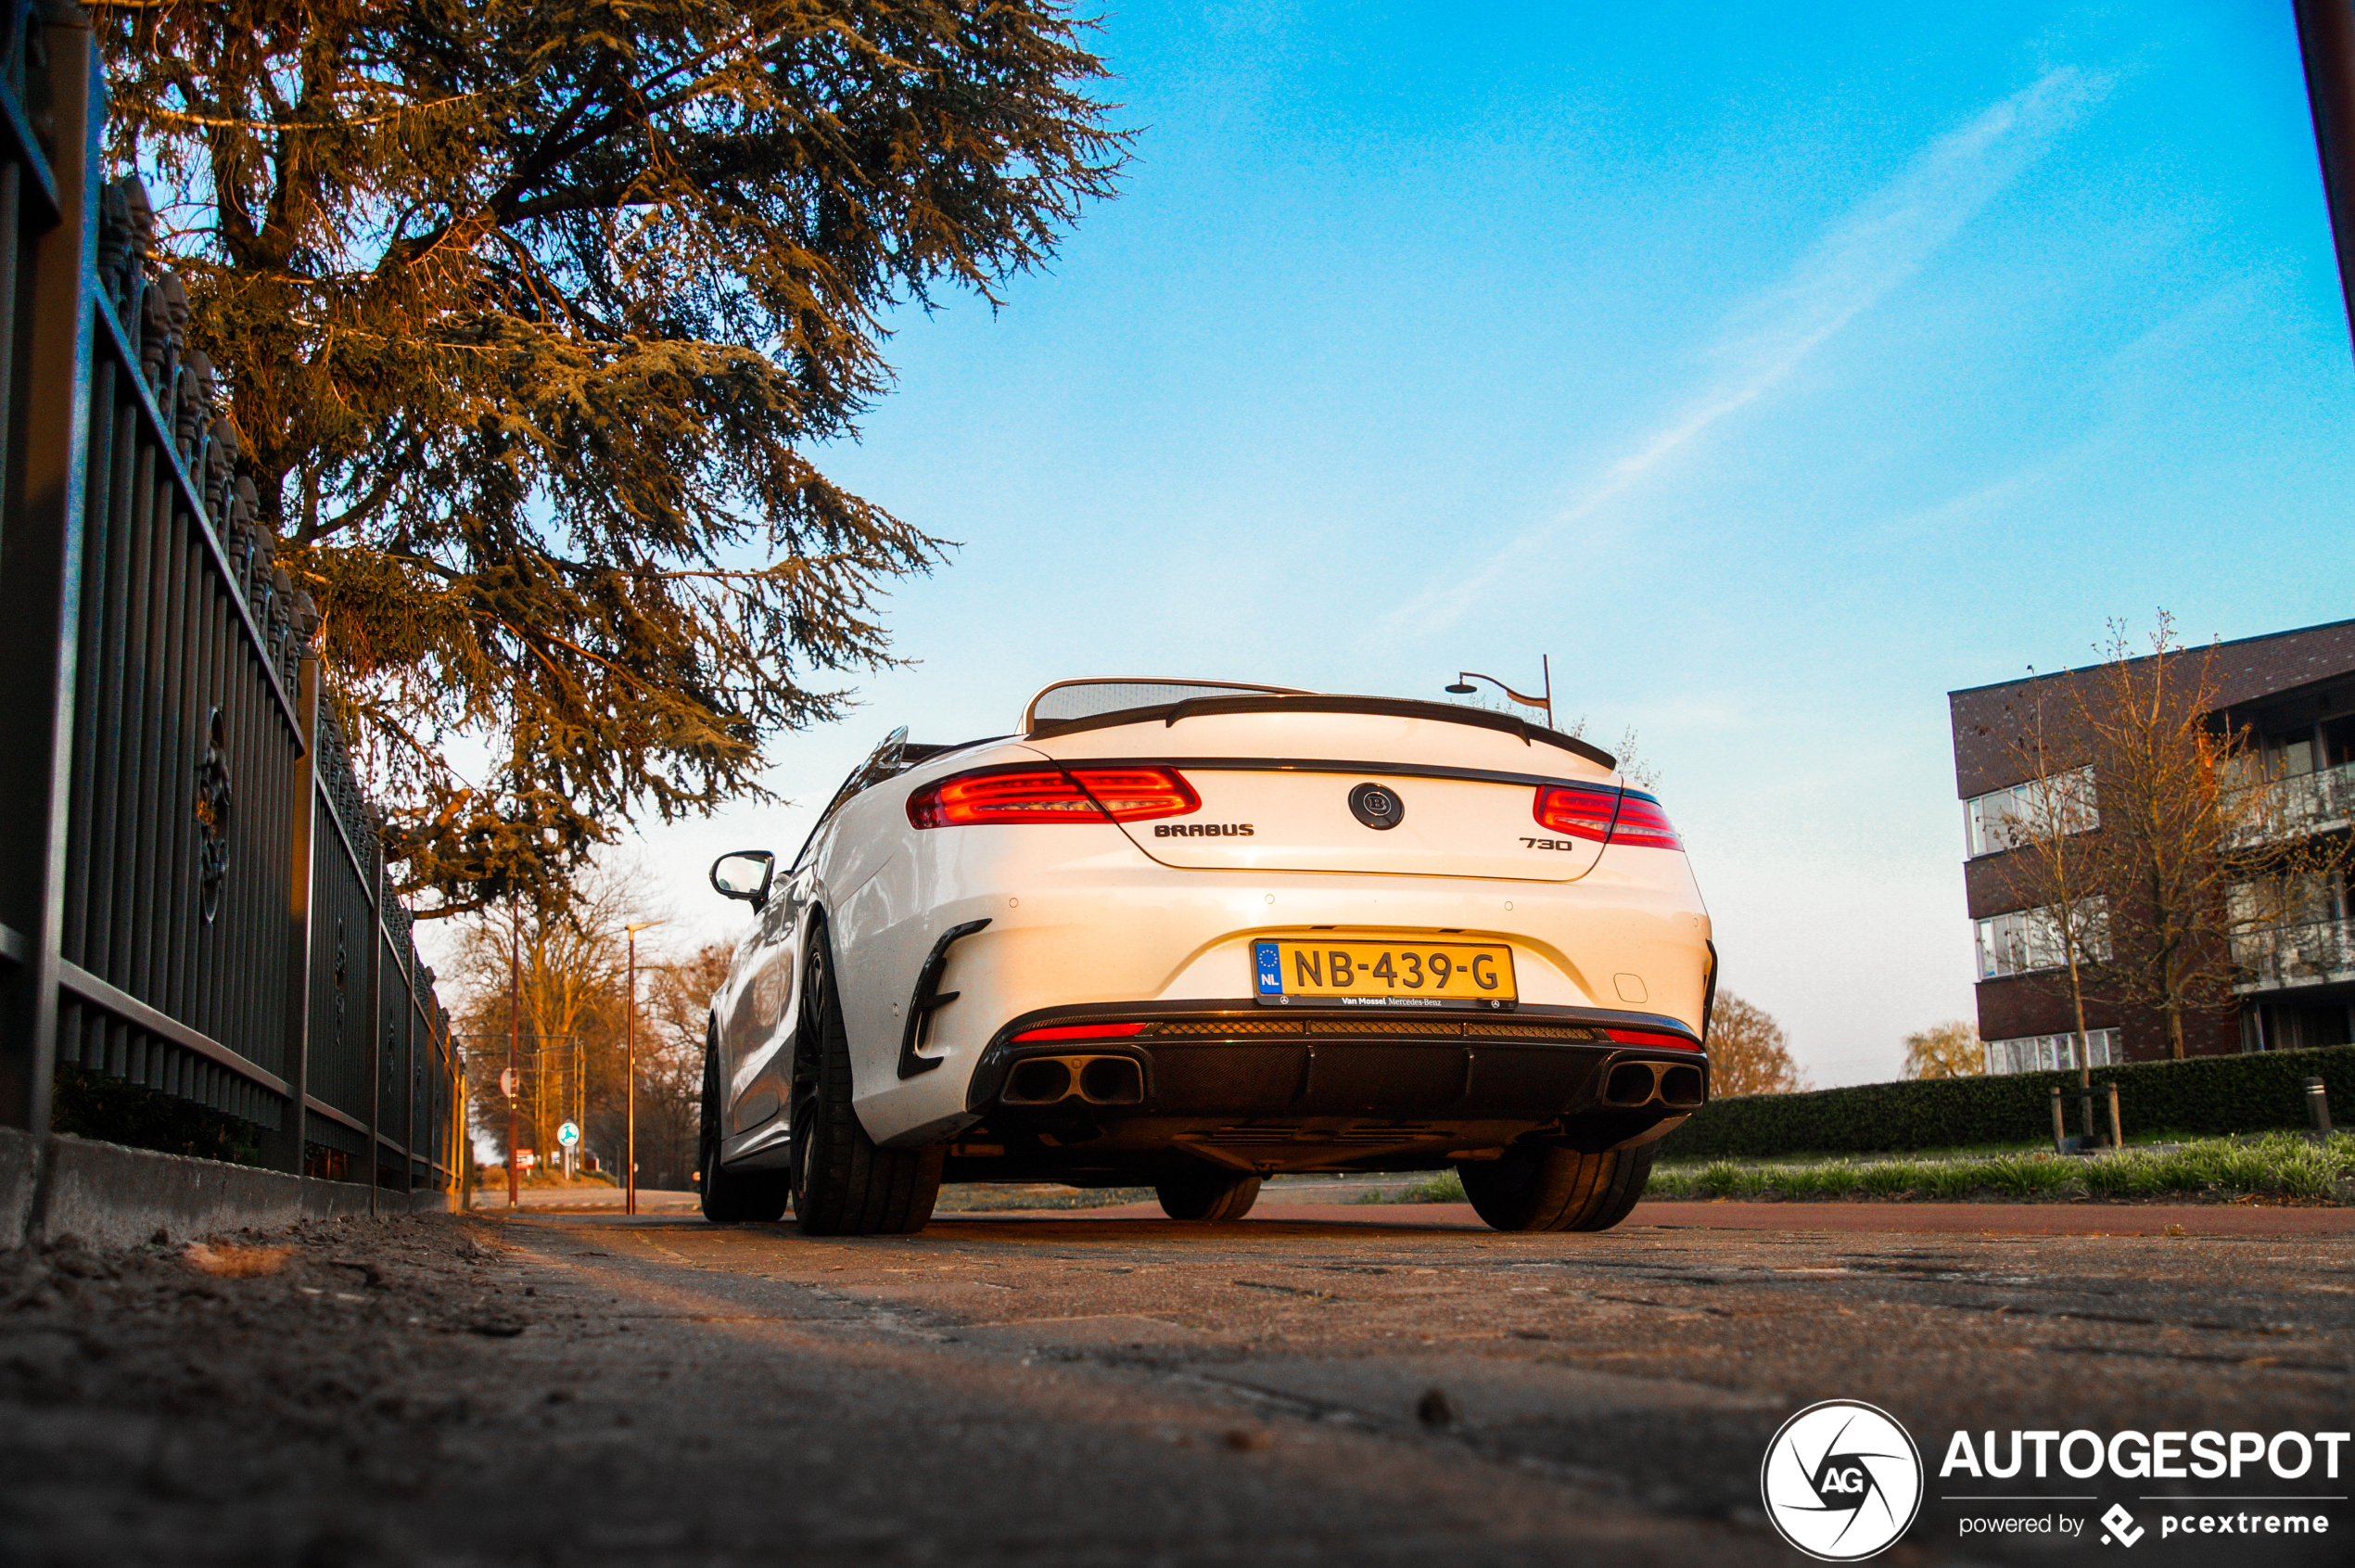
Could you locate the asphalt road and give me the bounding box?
[3,1204,2349,1565]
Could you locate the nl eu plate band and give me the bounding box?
[1254,937,1517,1011]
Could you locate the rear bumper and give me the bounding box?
[948,1000,1706,1179]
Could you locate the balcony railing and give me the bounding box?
[2230,759,2355,846]
[2233,916,2355,993]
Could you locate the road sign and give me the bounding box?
[499,1067,519,1097]
[557,1121,580,1148]
[514,1150,536,1169]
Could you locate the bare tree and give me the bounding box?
[1902,1021,1983,1080]
[1707,992,1805,1095]
[2068,617,2348,1059]
[637,942,735,1191]
[449,869,637,1172]
[443,859,733,1189]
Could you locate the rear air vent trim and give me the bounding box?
[1306,1018,1461,1037]
[1467,1022,1608,1041]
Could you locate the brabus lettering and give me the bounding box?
[1154,822,1254,837]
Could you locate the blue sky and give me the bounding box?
[568,1,2355,1087]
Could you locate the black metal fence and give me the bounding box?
[0,5,457,1201]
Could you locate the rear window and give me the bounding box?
[1025,679,1302,733]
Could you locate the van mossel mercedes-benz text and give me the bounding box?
[698,679,1715,1235]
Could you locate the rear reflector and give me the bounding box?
[909,766,1200,828]
[1011,1021,1152,1042]
[1531,784,1682,851]
[1606,1026,1700,1052]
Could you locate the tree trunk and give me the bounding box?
[2067,954,2091,1090]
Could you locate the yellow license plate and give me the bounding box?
[1253,937,1516,1010]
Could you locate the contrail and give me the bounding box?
[1389,66,2111,633]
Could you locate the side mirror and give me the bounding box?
[709,850,776,911]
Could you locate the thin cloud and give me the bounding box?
[1390,66,2113,633]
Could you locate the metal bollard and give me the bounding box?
[2305,1077,2333,1138]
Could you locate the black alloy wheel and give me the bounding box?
[697,1022,791,1222]
[1456,1140,1655,1232]
[789,928,945,1236]
[1155,1166,1263,1221]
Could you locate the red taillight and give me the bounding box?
[1606,1027,1700,1052]
[1530,784,1681,851]
[1012,1022,1151,1041]
[908,766,1200,828]
[1067,767,1202,821]
[1610,793,1681,851]
[1533,784,1617,841]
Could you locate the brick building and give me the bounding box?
[1949,618,2355,1073]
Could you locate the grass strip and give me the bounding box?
[1646,1130,2355,1204]
[936,1184,1156,1212]
[1356,1171,1467,1205]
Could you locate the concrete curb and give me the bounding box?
[0,1127,37,1243]
[6,1132,454,1250]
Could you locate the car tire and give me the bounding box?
[1457,1141,1655,1233]
[1155,1168,1263,1221]
[790,929,945,1237]
[698,1023,791,1223]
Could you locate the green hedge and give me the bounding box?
[1657,1043,2353,1161]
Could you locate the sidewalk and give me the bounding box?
[465,1184,700,1213]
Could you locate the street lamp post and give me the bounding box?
[624,920,667,1217]
[2298,0,2355,360]
[1445,656,1554,729]
[507,903,522,1210]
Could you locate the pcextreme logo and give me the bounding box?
[1760,1400,1925,1562]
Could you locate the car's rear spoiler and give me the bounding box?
[1026,692,1617,770]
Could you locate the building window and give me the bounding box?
[2229,872,2346,931]
[1974,899,2110,979]
[2229,873,2353,990]
[1983,1028,2121,1075]
[1965,768,2097,859]
[2225,739,2355,842]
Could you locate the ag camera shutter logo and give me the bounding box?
[1760,1399,1925,1561]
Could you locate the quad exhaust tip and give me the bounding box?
[1004,1054,1145,1107]
[1601,1059,1705,1111]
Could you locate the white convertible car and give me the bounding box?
[699,679,1714,1235]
